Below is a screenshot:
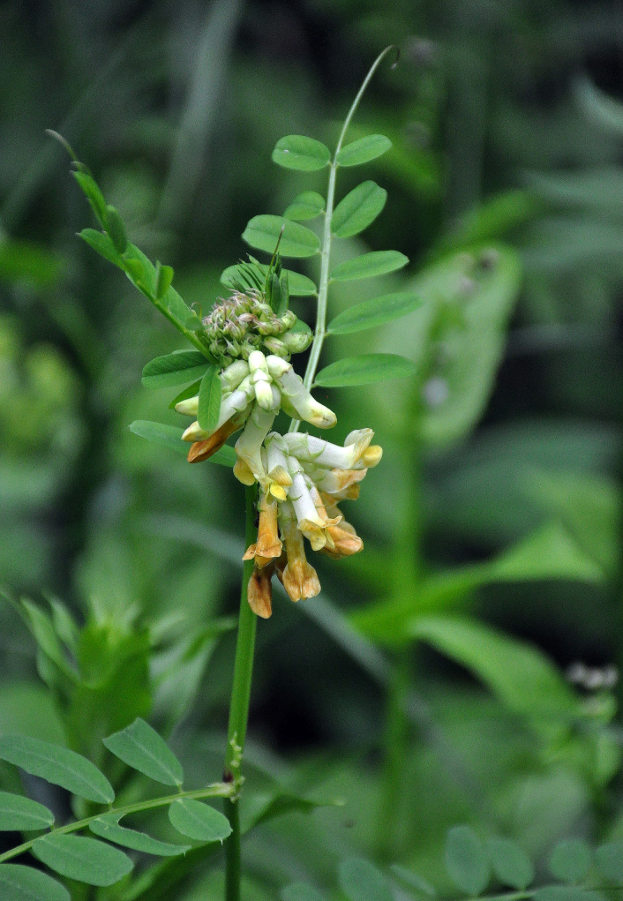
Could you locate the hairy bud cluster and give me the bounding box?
[202,291,311,366]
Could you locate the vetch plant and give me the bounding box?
[0,47,424,899]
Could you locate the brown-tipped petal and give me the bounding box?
[282,559,321,602]
[256,496,282,560]
[242,543,257,561]
[187,415,245,463]
[323,523,363,558]
[247,565,273,618]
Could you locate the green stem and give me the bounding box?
[223,484,258,901]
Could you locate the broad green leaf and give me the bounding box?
[0,735,114,804]
[331,181,387,238]
[79,229,123,267]
[445,826,490,896]
[284,191,325,221]
[103,717,184,787]
[390,865,436,896]
[168,799,232,842]
[315,353,417,388]
[242,216,320,258]
[0,791,54,830]
[32,834,133,886]
[338,858,393,901]
[330,250,408,281]
[486,837,534,890]
[221,263,317,297]
[90,814,191,856]
[197,365,221,433]
[534,887,606,901]
[327,292,421,334]
[595,842,623,882]
[141,351,211,388]
[336,134,392,167]
[281,884,325,901]
[549,839,592,884]
[0,864,69,901]
[408,616,578,722]
[129,421,237,467]
[272,135,331,171]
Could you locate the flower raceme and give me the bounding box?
[175,348,382,617]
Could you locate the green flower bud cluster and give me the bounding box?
[202,290,311,367]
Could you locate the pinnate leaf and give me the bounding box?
[445,825,490,896]
[141,351,211,388]
[243,215,320,258]
[90,813,190,857]
[336,134,392,167]
[197,365,222,433]
[284,191,325,220]
[327,292,421,334]
[0,864,69,901]
[32,834,133,886]
[332,181,387,237]
[103,717,184,787]
[0,735,114,804]
[487,837,534,889]
[315,353,417,388]
[0,791,54,831]
[331,250,408,281]
[272,135,331,171]
[168,799,232,842]
[338,857,393,901]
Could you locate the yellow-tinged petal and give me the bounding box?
[256,495,282,560]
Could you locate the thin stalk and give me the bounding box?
[223,484,258,901]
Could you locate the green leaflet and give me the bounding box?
[79,229,123,267]
[0,735,114,804]
[336,133,392,167]
[0,864,69,901]
[330,250,408,281]
[284,191,325,221]
[0,792,54,831]
[272,135,331,171]
[197,365,222,433]
[445,826,490,897]
[486,838,534,890]
[314,353,417,388]
[168,799,232,842]
[331,181,387,238]
[89,814,191,857]
[549,839,592,884]
[103,718,184,787]
[327,292,421,334]
[32,834,133,887]
[338,858,393,901]
[242,215,320,258]
[141,352,211,388]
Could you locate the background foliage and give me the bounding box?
[0,1,621,898]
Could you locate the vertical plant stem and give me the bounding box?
[224,484,258,901]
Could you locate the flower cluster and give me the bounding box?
[202,291,311,366]
[175,296,382,618]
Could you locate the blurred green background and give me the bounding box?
[0,0,622,897]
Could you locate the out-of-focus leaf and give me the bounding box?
[284,191,325,221]
[0,791,54,831]
[390,865,436,896]
[445,826,490,896]
[526,168,623,211]
[330,250,408,281]
[0,735,114,803]
[418,245,522,446]
[486,837,534,890]
[272,135,330,171]
[549,839,592,884]
[431,190,539,257]
[534,887,605,901]
[281,883,325,901]
[336,134,392,167]
[331,181,387,238]
[32,834,133,886]
[338,858,393,901]
[242,216,320,258]
[0,864,69,901]
[0,239,65,288]
[594,842,623,882]
[315,353,417,387]
[327,292,421,334]
[574,75,623,135]
[103,718,184,787]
